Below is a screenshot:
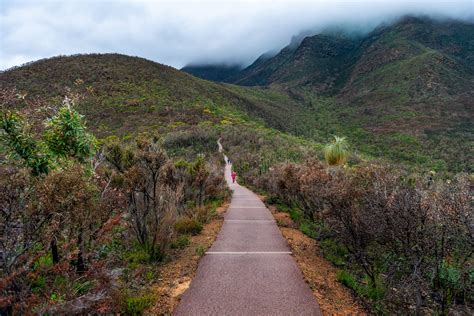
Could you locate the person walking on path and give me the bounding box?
[231,170,237,183]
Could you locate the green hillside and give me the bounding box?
[0,53,316,164]
[183,17,474,172]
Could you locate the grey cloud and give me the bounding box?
[1,0,473,70]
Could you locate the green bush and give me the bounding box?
[320,239,348,267]
[174,218,203,236]
[195,245,206,257]
[337,270,385,301]
[288,208,302,223]
[33,253,53,270]
[73,280,94,296]
[358,275,386,301]
[337,270,357,289]
[438,260,463,313]
[170,235,190,249]
[1,100,96,175]
[125,247,150,268]
[44,104,96,162]
[299,220,318,239]
[324,136,349,166]
[0,111,50,175]
[121,292,154,316]
[30,275,46,294]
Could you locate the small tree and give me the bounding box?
[1,96,98,266]
[324,136,349,167]
[36,164,99,272]
[44,101,96,163]
[107,139,180,260]
[0,111,50,176]
[1,96,96,175]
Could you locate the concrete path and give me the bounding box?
[174,141,321,315]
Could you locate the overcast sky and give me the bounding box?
[1,0,473,70]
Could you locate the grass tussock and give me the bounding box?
[324,136,349,166]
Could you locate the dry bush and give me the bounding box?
[36,164,101,272]
[258,159,473,314]
[0,167,42,274]
[0,166,45,314]
[121,140,179,260]
[105,136,226,260]
[0,163,119,314]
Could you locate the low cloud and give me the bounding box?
[1,0,473,70]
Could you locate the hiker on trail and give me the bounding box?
[231,170,237,183]
[228,158,231,164]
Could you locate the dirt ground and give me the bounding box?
[271,207,368,315]
[147,202,229,316]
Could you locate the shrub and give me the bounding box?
[337,270,357,289]
[1,96,96,176]
[125,246,150,268]
[337,270,385,301]
[320,239,349,267]
[174,218,203,236]
[73,280,94,296]
[121,140,179,261]
[36,164,100,272]
[44,100,96,162]
[0,111,50,175]
[195,245,206,257]
[299,220,318,239]
[170,235,190,249]
[121,291,154,316]
[256,157,473,314]
[323,136,349,166]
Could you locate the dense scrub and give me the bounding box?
[0,95,227,314]
[238,156,473,314]
[220,126,473,314]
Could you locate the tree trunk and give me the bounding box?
[76,228,86,273]
[51,239,59,264]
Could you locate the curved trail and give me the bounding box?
[174,140,321,315]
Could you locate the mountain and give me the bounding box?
[0,54,307,137]
[178,17,474,172]
[181,64,242,82]
[188,17,474,93]
[1,17,472,173]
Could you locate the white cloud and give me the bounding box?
[1,0,473,70]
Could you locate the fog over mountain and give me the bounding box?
[1,0,473,70]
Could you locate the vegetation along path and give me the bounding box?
[174,140,322,315]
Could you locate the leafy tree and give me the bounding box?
[44,100,96,163]
[0,111,50,176]
[1,97,96,176]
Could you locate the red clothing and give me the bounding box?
[231,171,237,183]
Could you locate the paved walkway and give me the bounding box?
[174,141,321,315]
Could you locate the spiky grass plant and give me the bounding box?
[324,136,349,166]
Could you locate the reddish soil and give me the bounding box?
[270,207,368,316]
[147,202,229,315]
[147,196,365,315]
